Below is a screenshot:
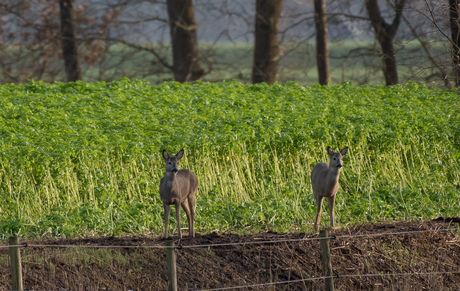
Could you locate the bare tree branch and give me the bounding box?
[401,13,450,87]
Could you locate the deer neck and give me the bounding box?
[163,171,177,187]
[327,166,341,181]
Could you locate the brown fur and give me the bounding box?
[159,149,199,238]
[311,146,348,230]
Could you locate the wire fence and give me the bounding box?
[1,227,459,290]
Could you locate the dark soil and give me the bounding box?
[1,219,460,290]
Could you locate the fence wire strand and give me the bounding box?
[7,271,460,291]
[0,227,455,249]
[0,236,336,249]
[196,271,460,291]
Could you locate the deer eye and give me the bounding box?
[168,162,172,165]
[333,158,336,160]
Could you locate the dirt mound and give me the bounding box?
[1,219,460,290]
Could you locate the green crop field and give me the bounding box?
[0,79,459,240]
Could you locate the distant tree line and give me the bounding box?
[0,0,458,87]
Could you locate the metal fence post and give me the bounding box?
[166,240,178,291]
[9,236,24,291]
[320,230,334,291]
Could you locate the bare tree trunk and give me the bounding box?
[365,0,406,86]
[60,0,81,82]
[252,0,285,84]
[314,0,331,85]
[450,0,460,87]
[379,34,398,85]
[167,0,204,82]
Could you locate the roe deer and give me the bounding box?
[311,146,348,230]
[159,149,199,239]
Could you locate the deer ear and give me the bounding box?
[176,149,184,160]
[340,147,348,156]
[327,146,334,156]
[162,150,169,160]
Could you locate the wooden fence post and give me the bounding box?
[320,229,334,291]
[166,240,178,291]
[9,236,24,291]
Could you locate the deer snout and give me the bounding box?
[172,168,178,174]
[337,164,342,169]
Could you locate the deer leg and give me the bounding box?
[163,203,170,238]
[327,195,336,228]
[175,201,182,239]
[181,199,192,237]
[188,194,196,237]
[314,194,324,231]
